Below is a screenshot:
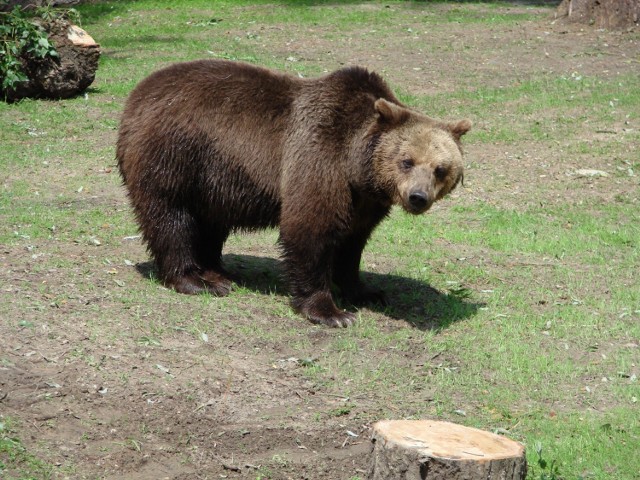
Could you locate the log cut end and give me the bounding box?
[369,420,527,480]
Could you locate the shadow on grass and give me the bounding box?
[136,253,482,331]
[360,270,482,331]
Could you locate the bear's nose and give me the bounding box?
[408,191,429,210]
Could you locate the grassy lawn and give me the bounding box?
[1,1,638,479]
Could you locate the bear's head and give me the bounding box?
[372,98,471,214]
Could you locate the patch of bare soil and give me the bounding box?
[1,238,383,479]
[1,3,639,479]
[237,3,639,94]
[0,353,370,479]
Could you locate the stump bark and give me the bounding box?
[556,0,640,29]
[369,420,527,480]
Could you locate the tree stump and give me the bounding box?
[556,0,640,29]
[369,420,527,480]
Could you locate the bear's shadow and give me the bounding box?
[136,254,481,331]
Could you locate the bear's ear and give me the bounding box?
[375,98,410,126]
[448,119,472,141]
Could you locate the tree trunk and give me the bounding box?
[369,420,527,480]
[557,0,640,29]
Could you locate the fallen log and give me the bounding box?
[4,20,100,101]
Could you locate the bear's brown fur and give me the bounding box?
[117,60,470,327]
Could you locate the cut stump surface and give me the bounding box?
[369,420,527,480]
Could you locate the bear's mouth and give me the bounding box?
[404,203,432,215]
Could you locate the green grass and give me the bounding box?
[1,1,639,479]
[437,203,639,257]
[402,74,640,144]
[0,418,55,480]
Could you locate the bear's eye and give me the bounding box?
[434,165,448,180]
[400,159,414,171]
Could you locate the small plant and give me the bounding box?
[329,404,355,417]
[114,438,142,452]
[37,2,80,24]
[255,467,273,479]
[531,442,563,480]
[0,6,58,93]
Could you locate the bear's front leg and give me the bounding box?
[331,205,390,307]
[280,230,356,328]
[279,163,360,327]
[333,236,387,307]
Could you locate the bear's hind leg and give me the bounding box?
[194,225,234,296]
[143,204,231,296]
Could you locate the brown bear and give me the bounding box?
[117,60,470,327]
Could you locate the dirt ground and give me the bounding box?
[1,2,639,479]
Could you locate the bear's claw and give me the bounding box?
[294,292,357,328]
[308,310,356,328]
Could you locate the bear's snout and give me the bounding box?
[407,190,432,214]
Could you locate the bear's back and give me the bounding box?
[117,61,301,205]
[120,60,299,160]
[118,60,397,191]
